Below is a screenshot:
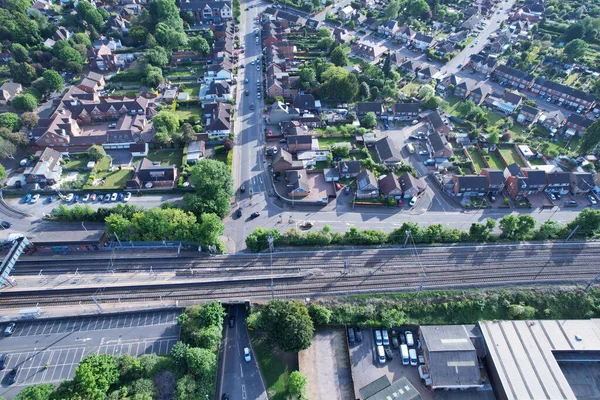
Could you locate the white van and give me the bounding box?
[400,344,409,365]
[374,330,383,346]
[405,331,414,347]
[406,143,415,154]
[409,348,418,366]
[377,345,386,364]
[382,330,389,346]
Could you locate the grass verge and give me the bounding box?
[249,332,297,400]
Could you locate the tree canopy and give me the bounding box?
[578,119,600,154]
[184,159,234,218]
[256,300,314,352]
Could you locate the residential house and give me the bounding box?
[338,5,354,20]
[93,38,123,51]
[293,94,318,113]
[428,131,454,159]
[378,20,399,36]
[540,110,566,132]
[480,168,505,194]
[285,170,310,198]
[398,172,426,199]
[490,33,511,53]
[203,61,233,83]
[77,72,105,93]
[468,85,491,105]
[356,169,379,199]
[379,173,403,198]
[570,172,595,195]
[546,171,571,194]
[469,54,498,74]
[437,74,460,94]
[434,42,455,56]
[493,65,535,89]
[266,65,299,100]
[495,90,522,114]
[0,82,23,107]
[338,160,361,179]
[395,25,416,43]
[356,102,384,117]
[24,148,63,185]
[106,15,130,33]
[417,65,439,82]
[351,41,386,61]
[392,103,419,121]
[564,113,594,137]
[126,158,177,189]
[360,17,379,31]
[452,175,489,197]
[454,81,473,99]
[419,325,483,391]
[88,45,118,71]
[269,101,299,124]
[427,111,452,136]
[186,140,206,164]
[462,13,483,31]
[201,80,231,101]
[323,168,339,182]
[374,136,402,165]
[281,120,307,136]
[504,163,530,200]
[447,30,468,44]
[333,27,352,44]
[180,0,232,24]
[413,33,435,51]
[522,168,547,193]
[203,101,231,138]
[271,149,303,173]
[531,77,596,111]
[286,135,313,154]
[517,104,540,124]
[398,59,423,76]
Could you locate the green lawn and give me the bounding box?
[509,120,527,135]
[250,332,297,400]
[97,156,112,171]
[144,149,183,168]
[499,147,526,167]
[172,106,203,121]
[317,137,352,150]
[182,86,200,97]
[467,149,486,173]
[486,111,503,126]
[62,157,89,170]
[486,152,505,169]
[86,169,133,190]
[401,82,421,97]
[565,73,579,86]
[529,157,547,166]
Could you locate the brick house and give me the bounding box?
[564,114,594,137]
[180,0,232,24]
[286,135,313,154]
[454,81,473,99]
[468,85,491,105]
[338,160,361,179]
[531,77,596,111]
[452,175,489,197]
[356,169,379,199]
[493,65,535,90]
[522,168,547,193]
[398,173,426,199]
[271,149,303,173]
[413,33,435,51]
[356,102,384,117]
[480,168,505,194]
[126,158,178,189]
[379,173,403,198]
[541,110,565,132]
[392,103,419,121]
[545,171,571,194]
[428,131,454,159]
[517,104,540,124]
[24,148,63,185]
[570,172,595,195]
[427,111,452,136]
[374,136,402,165]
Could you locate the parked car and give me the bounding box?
[279,139,287,143]
[97,194,104,202]
[547,192,556,201]
[4,322,15,337]
[564,200,578,207]
[250,211,260,219]
[229,316,235,328]
[111,193,118,202]
[244,347,251,362]
[405,331,414,347]
[7,366,18,384]
[589,195,598,205]
[90,193,96,201]
[236,208,242,218]
[240,184,246,193]
[104,194,111,203]
[1,221,11,229]
[385,347,394,360]
[245,89,249,96]
[24,194,32,203]
[424,159,436,166]
[409,197,417,207]
[392,337,399,349]
[73,194,79,203]
[355,329,363,342]
[82,193,90,202]
[0,354,6,370]
[301,221,314,228]
[65,193,74,202]
[117,192,124,201]
[124,192,131,202]
[418,150,429,156]
[344,186,351,195]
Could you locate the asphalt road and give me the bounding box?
[0,310,180,400]
[218,304,267,400]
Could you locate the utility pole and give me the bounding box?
[585,272,600,292]
[416,275,427,295]
[403,230,411,248]
[268,233,274,299]
[565,225,579,242]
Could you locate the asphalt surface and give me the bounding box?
[0,310,180,400]
[218,303,267,400]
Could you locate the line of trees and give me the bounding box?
[15,303,224,400]
[246,209,600,252]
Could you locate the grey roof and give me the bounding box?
[338,160,361,175]
[360,376,391,400]
[477,320,600,400]
[398,173,426,193]
[505,163,524,177]
[496,65,535,82]
[523,168,547,185]
[534,77,596,103]
[428,131,448,152]
[414,33,434,43]
[545,110,565,122]
[520,104,539,115]
[286,169,309,193]
[481,169,505,186]
[420,325,481,389]
[364,376,421,400]
[546,171,570,185]
[428,111,445,129]
[394,102,419,114]
[378,173,401,195]
[374,136,401,163]
[287,135,312,145]
[31,228,106,245]
[323,168,339,180]
[357,169,377,190]
[571,172,594,190]
[357,102,383,114]
[502,90,522,105]
[566,113,594,128]
[293,94,316,110]
[456,175,489,190]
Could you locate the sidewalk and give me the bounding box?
[20,248,198,260]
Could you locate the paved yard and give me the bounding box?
[299,327,353,400]
[0,310,181,400]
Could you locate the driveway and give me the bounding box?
[106,150,133,166]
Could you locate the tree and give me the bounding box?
[175,374,197,400]
[72,32,92,47]
[184,159,234,218]
[73,354,119,400]
[41,70,65,93]
[515,215,536,239]
[88,145,106,161]
[298,67,316,90]
[185,347,216,378]
[308,304,331,324]
[418,84,434,100]
[499,215,518,238]
[567,208,600,236]
[11,94,38,112]
[154,370,176,400]
[359,81,370,100]
[564,39,588,60]
[288,371,308,397]
[424,95,442,109]
[259,300,314,352]
[155,22,187,50]
[0,113,20,132]
[7,0,31,13]
[8,61,37,84]
[181,123,197,144]
[320,66,358,101]
[564,22,586,42]
[0,164,6,182]
[154,131,171,146]
[143,66,164,87]
[189,36,210,56]
[0,128,28,147]
[488,131,499,144]
[360,112,377,128]
[407,0,430,17]
[144,46,169,68]
[153,111,180,134]
[384,0,401,19]
[330,47,348,67]
[535,219,561,240]
[76,1,104,30]
[578,119,600,154]
[14,383,54,400]
[10,43,29,63]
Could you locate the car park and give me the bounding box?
[0,354,6,370]
[7,366,18,384]
[244,347,251,362]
